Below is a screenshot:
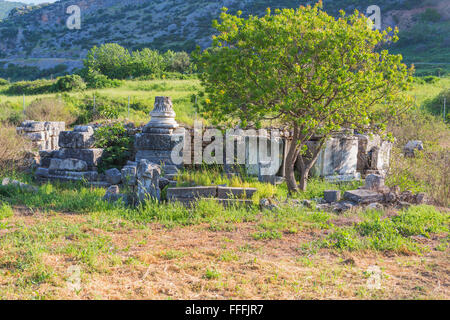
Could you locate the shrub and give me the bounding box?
[423,89,450,120]
[5,79,55,95]
[53,75,86,92]
[83,69,122,89]
[0,78,9,86]
[423,76,440,84]
[94,123,134,172]
[420,8,441,22]
[25,98,76,125]
[0,124,32,172]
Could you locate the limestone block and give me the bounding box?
[59,131,95,149]
[344,189,384,204]
[364,174,385,191]
[217,186,257,199]
[105,168,122,185]
[20,121,45,132]
[56,148,103,167]
[167,186,217,200]
[134,133,184,151]
[324,190,341,203]
[137,160,161,202]
[49,158,88,172]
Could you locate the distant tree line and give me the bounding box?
[81,43,194,81]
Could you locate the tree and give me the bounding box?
[83,43,132,79]
[195,2,413,193]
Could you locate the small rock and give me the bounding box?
[103,185,123,203]
[366,202,383,210]
[105,168,122,185]
[384,192,397,203]
[404,140,424,157]
[399,190,414,202]
[302,199,313,209]
[390,185,401,194]
[1,178,38,193]
[415,192,428,204]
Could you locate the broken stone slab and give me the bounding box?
[59,131,95,149]
[49,158,88,172]
[415,192,428,204]
[135,150,179,166]
[364,174,385,191]
[167,186,218,200]
[137,160,161,202]
[344,189,384,204]
[324,190,341,203]
[217,186,257,199]
[56,148,103,167]
[105,168,122,185]
[47,171,99,181]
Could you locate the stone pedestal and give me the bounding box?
[134,97,184,177]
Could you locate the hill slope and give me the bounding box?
[0,0,448,76]
[0,0,25,20]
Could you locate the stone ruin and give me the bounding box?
[15,95,395,207]
[35,125,106,186]
[16,120,65,151]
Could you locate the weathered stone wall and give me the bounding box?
[16,120,65,151]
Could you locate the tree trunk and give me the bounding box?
[297,138,326,192]
[285,159,298,193]
[285,123,300,194]
[298,166,310,192]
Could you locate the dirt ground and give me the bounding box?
[0,206,448,300]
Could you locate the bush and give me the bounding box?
[53,75,86,92]
[0,78,9,86]
[83,69,122,89]
[5,79,55,95]
[0,124,32,172]
[423,76,440,84]
[94,123,134,172]
[420,8,441,22]
[423,89,450,120]
[25,98,76,124]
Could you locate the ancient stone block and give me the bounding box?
[134,133,184,151]
[324,190,341,203]
[105,168,122,185]
[49,158,88,172]
[59,131,95,149]
[343,189,384,204]
[217,186,257,199]
[56,148,103,167]
[404,140,424,157]
[364,174,385,191]
[167,186,217,200]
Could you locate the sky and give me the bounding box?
[4,0,58,4]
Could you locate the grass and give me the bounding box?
[0,79,201,127]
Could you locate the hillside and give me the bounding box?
[0,0,448,76]
[0,0,25,20]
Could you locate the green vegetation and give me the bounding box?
[196,3,412,193]
[94,123,134,172]
[316,206,449,254]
